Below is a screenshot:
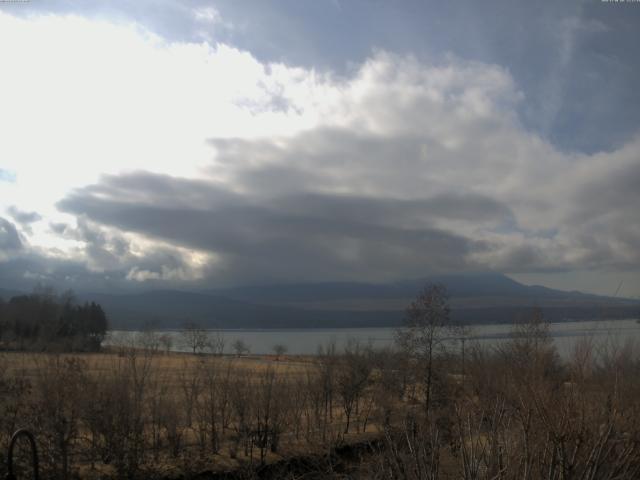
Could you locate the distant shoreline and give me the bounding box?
[107,317,640,333]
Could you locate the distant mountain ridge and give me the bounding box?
[1,273,637,329]
[212,273,600,303]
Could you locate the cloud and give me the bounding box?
[59,181,481,285]
[566,140,640,269]
[0,253,123,293]
[44,215,211,282]
[0,9,638,293]
[0,217,22,252]
[7,206,42,235]
[3,0,639,154]
[193,6,222,24]
[55,52,640,287]
[0,11,332,233]
[0,215,212,293]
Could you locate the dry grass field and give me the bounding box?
[1,350,315,381]
[2,321,640,479]
[0,347,387,479]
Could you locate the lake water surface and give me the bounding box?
[107,318,640,358]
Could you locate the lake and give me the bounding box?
[106,318,640,358]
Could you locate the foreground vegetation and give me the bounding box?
[0,286,639,479]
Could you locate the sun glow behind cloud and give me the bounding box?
[0,12,330,252]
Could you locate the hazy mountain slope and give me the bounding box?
[87,292,638,329]
[78,290,398,329]
[213,273,625,309]
[2,274,637,329]
[90,273,639,329]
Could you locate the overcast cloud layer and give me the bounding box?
[0,2,639,297]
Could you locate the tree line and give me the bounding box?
[0,288,108,352]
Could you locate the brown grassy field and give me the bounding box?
[2,323,640,480]
[1,350,315,383]
[0,348,386,479]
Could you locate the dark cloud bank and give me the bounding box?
[57,172,488,287]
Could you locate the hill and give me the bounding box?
[87,273,640,329]
[2,273,637,329]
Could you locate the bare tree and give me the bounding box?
[158,333,173,354]
[81,351,151,479]
[504,306,558,383]
[395,283,450,417]
[136,327,161,354]
[207,330,226,355]
[272,343,288,358]
[316,341,338,443]
[31,356,87,480]
[252,367,288,463]
[337,340,371,434]
[199,357,222,453]
[228,370,253,459]
[181,321,209,355]
[232,338,250,357]
[289,375,309,440]
[449,322,473,385]
[178,358,202,428]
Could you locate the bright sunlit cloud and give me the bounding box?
[0,11,332,252]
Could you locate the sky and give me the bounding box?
[0,0,639,298]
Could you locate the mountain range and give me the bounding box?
[3,273,635,329]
